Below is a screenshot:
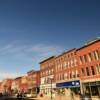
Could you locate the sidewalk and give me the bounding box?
[33,95,52,100]
[33,95,81,100]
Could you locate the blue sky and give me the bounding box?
[0,0,100,80]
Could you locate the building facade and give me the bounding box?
[20,75,28,92]
[13,77,22,93]
[76,38,100,99]
[0,79,13,94]
[55,49,80,94]
[0,82,2,93]
[40,56,56,95]
[27,70,40,94]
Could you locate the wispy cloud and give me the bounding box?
[0,71,21,80]
[0,41,64,80]
[0,42,63,59]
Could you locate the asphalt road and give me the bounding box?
[0,97,36,100]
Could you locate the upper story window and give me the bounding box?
[60,63,63,70]
[68,54,70,58]
[68,61,70,68]
[91,66,95,75]
[72,71,75,78]
[46,70,48,75]
[96,64,100,74]
[71,59,74,67]
[79,56,83,64]
[93,50,99,60]
[71,53,73,56]
[88,53,92,62]
[81,68,84,76]
[64,73,67,79]
[86,67,90,76]
[64,62,67,67]
[68,72,70,79]
[76,70,79,77]
[62,73,64,80]
[83,55,87,63]
[74,58,77,66]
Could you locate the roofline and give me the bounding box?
[56,48,76,58]
[14,77,22,80]
[27,70,40,74]
[39,56,55,64]
[27,70,35,74]
[76,38,100,51]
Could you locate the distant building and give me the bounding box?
[20,75,28,92]
[27,69,40,93]
[0,82,3,93]
[1,79,13,94]
[40,56,56,95]
[12,77,22,92]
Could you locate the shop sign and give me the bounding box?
[56,80,80,88]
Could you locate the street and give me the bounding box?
[0,97,37,100]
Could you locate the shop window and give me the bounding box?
[91,66,95,75]
[86,67,90,76]
[83,55,87,63]
[85,86,91,96]
[88,53,92,62]
[91,86,99,96]
[96,64,100,74]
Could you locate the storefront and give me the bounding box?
[82,81,100,98]
[56,80,80,95]
[40,83,56,95]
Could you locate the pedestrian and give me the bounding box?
[40,92,43,97]
[17,92,20,100]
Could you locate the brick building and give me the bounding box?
[13,77,22,92]
[0,82,3,93]
[1,79,13,94]
[40,56,56,95]
[76,38,100,99]
[20,75,28,92]
[27,70,40,94]
[55,48,80,94]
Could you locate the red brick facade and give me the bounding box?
[55,49,79,83]
[27,70,40,88]
[76,39,100,81]
[40,56,55,84]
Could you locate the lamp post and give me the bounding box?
[49,77,54,100]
